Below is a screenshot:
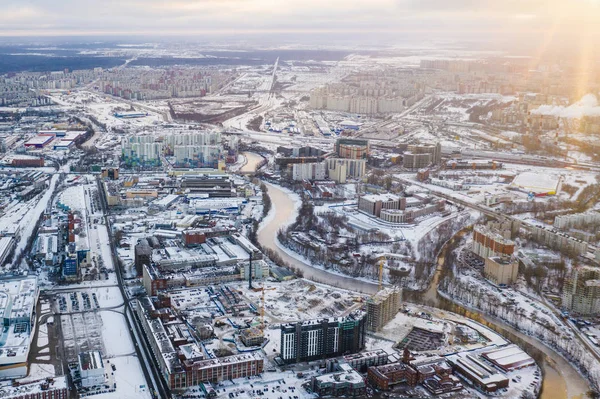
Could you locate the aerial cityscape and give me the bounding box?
[0,1,600,399]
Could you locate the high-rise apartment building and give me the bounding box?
[291,162,326,181]
[279,312,366,364]
[121,136,163,165]
[562,266,600,315]
[483,256,519,286]
[403,143,442,170]
[366,287,402,332]
[472,225,515,258]
[173,145,221,168]
[326,158,366,183]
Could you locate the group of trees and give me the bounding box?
[366,169,396,191]
[260,183,271,218]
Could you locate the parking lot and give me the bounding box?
[55,291,100,313]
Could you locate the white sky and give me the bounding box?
[0,0,599,39]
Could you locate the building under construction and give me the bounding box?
[240,327,265,347]
[366,287,402,332]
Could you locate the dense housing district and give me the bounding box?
[0,41,600,399]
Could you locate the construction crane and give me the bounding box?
[260,281,266,333]
[248,254,253,290]
[378,258,385,292]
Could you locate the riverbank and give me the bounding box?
[257,181,379,294]
[239,152,265,174]
[256,181,592,399]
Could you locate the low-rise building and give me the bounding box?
[0,236,15,267]
[136,297,263,390]
[0,276,39,379]
[445,351,509,393]
[359,194,405,217]
[367,362,418,390]
[240,327,265,347]
[78,351,106,388]
[481,345,535,372]
[342,349,389,372]
[310,362,366,397]
[0,376,68,399]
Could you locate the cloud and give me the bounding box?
[0,0,597,38]
[532,94,600,119]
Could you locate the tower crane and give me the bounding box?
[378,258,384,292]
[261,281,266,333]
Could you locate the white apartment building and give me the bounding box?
[292,162,326,181]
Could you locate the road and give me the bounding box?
[97,177,169,399]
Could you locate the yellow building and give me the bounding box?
[123,176,139,187]
[484,256,519,286]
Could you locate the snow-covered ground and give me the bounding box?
[100,311,134,357]
[95,356,151,399]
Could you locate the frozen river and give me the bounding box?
[258,182,591,399]
[257,182,379,294]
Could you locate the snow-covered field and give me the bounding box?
[95,356,151,399]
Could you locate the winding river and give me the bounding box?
[251,162,590,399]
[257,182,379,294]
[240,152,265,174]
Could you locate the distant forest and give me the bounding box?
[0,54,126,75]
[129,49,357,68]
[0,45,380,74]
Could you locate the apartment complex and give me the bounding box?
[163,131,221,148]
[484,256,519,286]
[554,212,600,230]
[335,138,370,159]
[173,145,221,168]
[121,136,163,166]
[310,85,407,114]
[472,225,515,258]
[359,193,445,224]
[291,162,326,181]
[530,225,588,256]
[403,143,442,169]
[562,266,600,315]
[326,158,366,183]
[164,132,222,168]
[366,287,402,332]
[279,312,366,364]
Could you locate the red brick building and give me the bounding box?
[367,363,418,390]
